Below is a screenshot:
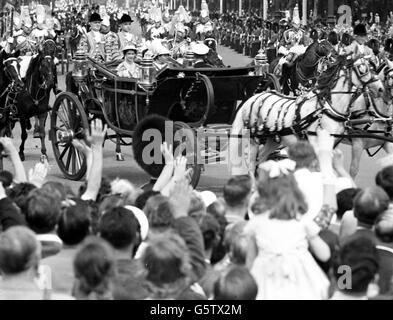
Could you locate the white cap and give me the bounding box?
[199,191,217,207]
[192,42,209,55]
[201,9,208,18]
[123,43,137,53]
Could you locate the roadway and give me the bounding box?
[2,45,389,194]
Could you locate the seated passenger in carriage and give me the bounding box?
[116,44,139,78]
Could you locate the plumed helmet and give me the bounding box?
[354,23,367,37]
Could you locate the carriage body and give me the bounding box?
[50,57,280,185]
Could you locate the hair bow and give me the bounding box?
[258,159,296,178]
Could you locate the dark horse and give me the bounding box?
[269,40,334,95]
[21,40,57,160]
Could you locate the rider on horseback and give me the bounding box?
[275,4,306,77]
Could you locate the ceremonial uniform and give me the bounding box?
[76,13,106,63]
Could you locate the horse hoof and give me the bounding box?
[19,153,25,161]
[116,153,125,161]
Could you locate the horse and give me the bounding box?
[20,40,57,161]
[229,55,386,176]
[339,58,393,177]
[269,40,334,96]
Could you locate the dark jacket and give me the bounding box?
[0,197,26,231]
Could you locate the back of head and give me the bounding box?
[57,199,91,246]
[7,182,37,215]
[213,266,258,300]
[334,236,379,294]
[287,141,317,169]
[73,236,115,299]
[188,193,206,223]
[41,181,75,201]
[257,169,308,220]
[147,195,175,231]
[353,187,389,227]
[336,188,362,220]
[99,206,140,250]
[0,226,40,275]
[26,189,61,234]
[223,175,252,208]
[376,166,393,200]
[200,214,220,251]
[142,232,191,287]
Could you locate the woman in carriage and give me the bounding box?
[116,43,139,78]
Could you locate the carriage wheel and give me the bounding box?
[50,92,89,181]
[174,121,202,189]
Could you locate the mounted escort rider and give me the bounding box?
[275,4,306,77]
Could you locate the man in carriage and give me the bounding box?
[192,42,213,68]
[102,15,121,63]
[76,12,106,63]
[171,23,190,61]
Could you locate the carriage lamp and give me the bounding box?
[254,50,269,76]
[138,55,156,91]
[72,52,89,84]
[183,50,195,68]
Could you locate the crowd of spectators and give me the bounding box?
[0,119,393,300]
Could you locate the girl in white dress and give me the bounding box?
[244,130,337,300]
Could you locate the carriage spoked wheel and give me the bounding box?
[50,92,89,181]
[173,121,202,188]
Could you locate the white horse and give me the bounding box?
[342,58,393,177]
[229,55,386,175]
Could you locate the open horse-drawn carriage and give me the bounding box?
[50,54,280,187]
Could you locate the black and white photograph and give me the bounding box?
[0,0,392,307]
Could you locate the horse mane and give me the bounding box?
[316,55,347,100]
[25,53,43,92]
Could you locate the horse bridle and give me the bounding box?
[321,57,382,122]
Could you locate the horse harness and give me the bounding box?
[242,57,383,144]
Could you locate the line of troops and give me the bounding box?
[215,9,393,66]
